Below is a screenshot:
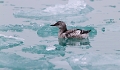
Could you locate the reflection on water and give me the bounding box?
[58,38,92,49]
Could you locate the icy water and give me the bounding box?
[0,0,120,70]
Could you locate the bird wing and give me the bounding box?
[65,29,81,38]
[64,29,91,38]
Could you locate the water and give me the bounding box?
[0,0,120,70]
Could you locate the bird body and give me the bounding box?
[50,21,91,39]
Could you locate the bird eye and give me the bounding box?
[56,23,59,25]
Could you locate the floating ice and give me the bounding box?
[0,34,24,41]
[44,0,86,14]
[0,34,24,50]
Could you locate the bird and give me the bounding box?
[50,21,91,39]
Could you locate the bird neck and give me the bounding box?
[59,27,67,35]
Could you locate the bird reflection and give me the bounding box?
[58,38,92,49]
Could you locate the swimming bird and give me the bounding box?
[50,21,91,39]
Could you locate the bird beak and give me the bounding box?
[50,23,57,26]
[50,24,55,26]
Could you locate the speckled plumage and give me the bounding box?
[50,21,91,39]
